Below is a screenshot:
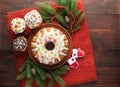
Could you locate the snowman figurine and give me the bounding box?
[68,48,85,69]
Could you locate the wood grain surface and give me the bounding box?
[0,0,120,87]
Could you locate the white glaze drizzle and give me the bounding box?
[31,27,68,64]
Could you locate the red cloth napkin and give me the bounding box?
[6,0,97,87]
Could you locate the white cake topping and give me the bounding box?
[24,10,42,29]
[31,27,68,64]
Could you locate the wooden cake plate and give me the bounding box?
[27,23,73,69]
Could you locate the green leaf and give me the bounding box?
[36,3,47,14]
[56,0,61,5]
[36,3,56,15]
[16,71,26,80]
[64,7,72,21]
[53,74,65,87]
[42,15,51,20]
[74,25,81,32]
[20,61,27,72]
[30,61,46,80]
[65,0,71,10]
[48,77,54,87]
[56,14,69,28]
[45,20,51,23]
[26,78,33,87]
[73,13,85,29]
[38,68,46,80]
[35,76,45,87]
[54,65,70,75]
[44,3,56,15]
[59,0,66,6]
[26,63,32,79]
[71,0,77,13]
[74,10,81,17]
[30,61,40,74]
[79,13,85,23]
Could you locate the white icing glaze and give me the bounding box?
[24,10,42,29]
[31,27,68,64]
[11,18,26,34]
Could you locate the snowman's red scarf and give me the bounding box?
[50,5,75,36]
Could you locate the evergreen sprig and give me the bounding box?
[36,0,85,35]
[17,56,70,87]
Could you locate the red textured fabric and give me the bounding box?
[6,0,97,87]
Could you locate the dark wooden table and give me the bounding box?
[0,0,120,87]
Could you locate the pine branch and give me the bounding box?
[30,61,40,74]
[56,14,69,28]
[73,13,85,29]
[16,71,26,80]
[71,0,77,13]
[20,61,27,72]
[42,15,51,21]
[36,3,56,15]
[48,76,54,87]
[26,62,32,79]
[54,65,70,75]
[26,78,33,87]
[59,0,66,6]
[74,26,81,32]
[38,68,46,80]
[30,61,46,80]
[78,13,85,23]
[53,74,65,87]
[35,75,45,87]
[74,10,81,17]
[65,0,71,10]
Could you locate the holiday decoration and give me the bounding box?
[11,18,26,34]
[68,48,84,69]
[24,10,42,29]
[72,48,85,58]
[68,56,79,69]
[17,56,70,87]
[13,36,27,51]
[36,0,85,36]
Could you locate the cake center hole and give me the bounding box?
[45,41,55,50]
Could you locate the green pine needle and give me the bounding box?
[54,65,70,75]
[71,0,77,13]
[79,13,85,23]
[26,62,32,79]
[73,13,85,29]
[38,68,46,80]
[35,76,45,87]
[44,3,56,15]
[56,14,69,28]
[30,61,40,74]
[37,3,56,15]
[56,0,61,5]
[65,0,71,10]
[42,15,51,20]
[20,61,27,72]
[53,74,65,87]
[74,26,81,32]
[16,71,26,80]
[26,78,33,87]
[45,20,51,23]
[30,61,46,80]
[48,77,54,87]
[59,0,66,6]
[74,10,81,17]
